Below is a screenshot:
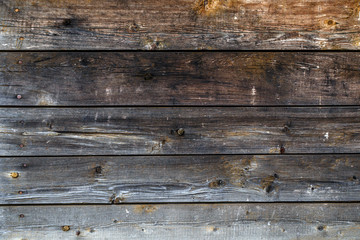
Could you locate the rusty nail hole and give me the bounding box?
[280,146,285,154]
[16,94,22,99]
[113,219,118,223]
[327,20,334,25]
[17,60,23,64]
[141,228,145,232]
[311,187,315,191]
[18,191,23,194]
[144,73,153,80]
[19,37,24,41]
[353,176,357,180]
[14,8,20,13]
[317,225,324,231]
[283,124,289,132]
[10,172,19,178]
[95,166,102,174]
[176,128,185,136]
[19,214,25,218]
[274,173,279,179]
[76,230,81,236]
[19,144,24,148]
[213,227,218,232]
[62,226,71,232]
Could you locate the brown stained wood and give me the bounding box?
[1,0,360,49]
[1,204,360,239]
[1,52,360,106]
[1,107,360,156]
[1,155,360,204]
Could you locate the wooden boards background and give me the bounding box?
[1,52,360,106]
[1,0,360,239]
[1,155,360,204]
[1,0,360,49]
[2,204,360,239]
[1,107,360,155]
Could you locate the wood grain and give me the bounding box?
[1,204,360,239]
[1,52,360,106]
[1,107,360,156]
[1,155,360,204]
[1,0,360,50]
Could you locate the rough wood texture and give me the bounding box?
[1,0,360,50]
[2,52,360,106]
[1,204,360,239]
[1,155,360,204]
[1,107,360,156]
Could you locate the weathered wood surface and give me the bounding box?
[1,204,360,239]
[1,107,360,156]
[2,52,360,106]
[1,0,360,50]
[1,155,360,204]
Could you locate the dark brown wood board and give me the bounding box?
[1,0,360,50]
[1,204,360,239]
[1,52,360,106]
[1,107,360,156]
[1,155,360,204]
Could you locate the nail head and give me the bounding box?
[17,94,22,99]
[10,172,19,178]
[62,226,71,231]
[176,128,185,136]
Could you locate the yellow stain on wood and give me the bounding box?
[223,156,257,187]
[268,147,279,154]
[134,205,157,214]
[260,175,275,190]
[193,0,243,16]
[206,226,219,232]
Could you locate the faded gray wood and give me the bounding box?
[1,107,360,156]
[1,52,360,106]
[1,204,360,239]
[1,0,360,50]
[1,155,360,204]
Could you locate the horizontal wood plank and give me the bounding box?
[1,107,360,156]
[1,52,360,106]
[1,0,360,50]
[1,155,360,204]
[1,203,360,239]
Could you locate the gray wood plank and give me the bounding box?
[1,0,360,50]
[1,107,360,156]
[1,204,360,239]
[1,155,360,204]
[1,52,360,106]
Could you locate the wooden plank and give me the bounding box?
[2,52,360,106]
[1,107,360,156]
[1,155,360,204]
[1,0,360,50]
[1,204,360,239]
